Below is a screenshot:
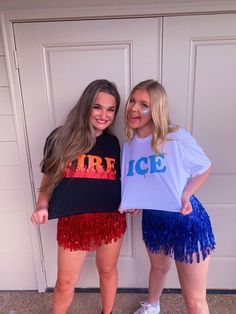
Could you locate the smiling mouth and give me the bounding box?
[96,119,108,124]
[128,114,140,121]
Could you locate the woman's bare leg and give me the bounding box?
[53,246,88,314]
[176,255,211,314]
[96,237,124,314]
[147,250,172,304]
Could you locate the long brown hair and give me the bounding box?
[125,79,178,153]
[41,79,120,193]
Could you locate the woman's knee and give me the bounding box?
[150,256,171,276]
[183,293,207,314]
[97,263,117,279]
[148,251,172,275]
[55,276,77,293]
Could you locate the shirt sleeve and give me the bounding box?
[179,129,211,177]
[41,127,59,173]
[41,137,50,173]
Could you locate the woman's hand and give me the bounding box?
[31,174,50,225]
[31,208,48,225]
[119,207,140,215]
[125,208,140,215]
[180,167,211,215]
[180,195,192,215]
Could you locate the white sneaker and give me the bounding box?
[133,301,160,314]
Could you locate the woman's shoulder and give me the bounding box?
[167,127,192,141]
[45,126,61,141]
[167,128,205,155]
[43,126,61,152]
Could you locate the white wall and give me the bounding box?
[0,29,37,289]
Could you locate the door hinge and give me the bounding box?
[13,50,19,69]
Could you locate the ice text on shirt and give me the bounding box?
[127,154,166,176]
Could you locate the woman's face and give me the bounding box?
[127,89,153,138]
[90,91,117,136]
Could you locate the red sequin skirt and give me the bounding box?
[57,212,127,251]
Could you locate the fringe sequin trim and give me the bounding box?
[57,212,126,251]
[142,196,216,264]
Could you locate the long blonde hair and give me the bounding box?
[125,79,178,153]
[41,79,120,193]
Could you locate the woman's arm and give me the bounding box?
[181,166,211,215]
[31,175,50,225]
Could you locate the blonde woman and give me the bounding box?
[120,80,215,314]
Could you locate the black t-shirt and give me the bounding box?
[43,132,121,219]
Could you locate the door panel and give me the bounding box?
[14,18,161,288]
[162,14,236,288]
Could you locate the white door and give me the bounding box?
[13,18,161,288]
[162,14,236,289]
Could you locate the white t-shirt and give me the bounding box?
[120,128,211,213]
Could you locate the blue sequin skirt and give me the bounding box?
[142,195,216,264]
